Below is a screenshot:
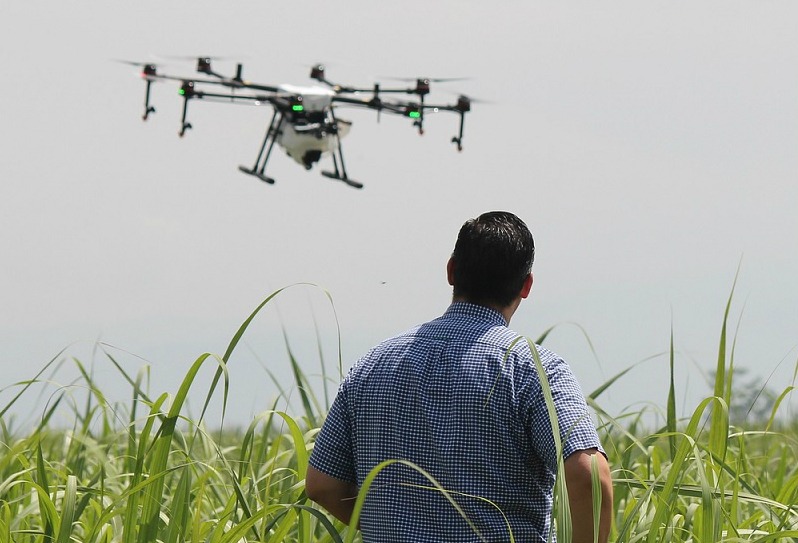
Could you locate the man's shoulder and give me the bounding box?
[352,304,569,370]
[528,343,563,363]
[365,307,567,358]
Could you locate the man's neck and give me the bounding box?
[451,296,520,325]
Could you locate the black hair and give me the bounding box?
[451,211,535,307]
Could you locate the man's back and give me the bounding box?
[310,302,602,542]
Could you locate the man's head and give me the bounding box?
[448,211,535,309]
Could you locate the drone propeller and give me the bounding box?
[377,76,468,133]
[382,76,470,83]
[158,54,245,63]
[308,62,364,93]
[154,55,247,80]
[114,59,161,79]
[114,57,166,67]
[191,56,229,79]
[306,60,360,80]
[114,59,154,67]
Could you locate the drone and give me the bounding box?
[129,57,472,189]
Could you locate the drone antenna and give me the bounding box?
[234,63,243,83]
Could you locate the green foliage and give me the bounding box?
[587,273,798,543]
[0,283,796,542]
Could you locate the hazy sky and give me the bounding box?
[2,1,797,427]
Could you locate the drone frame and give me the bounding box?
[135,58,471,189]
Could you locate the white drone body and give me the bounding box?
[275,85,351,168]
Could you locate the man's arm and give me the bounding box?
[564,448,613,543]
[306,465,359,525]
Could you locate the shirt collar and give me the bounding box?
[444,301,508,327]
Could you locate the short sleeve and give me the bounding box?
[308,380,357,483]
[524,350,603,471]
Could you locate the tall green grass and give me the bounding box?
[0,283,796,542]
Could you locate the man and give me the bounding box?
[307,211,613,543]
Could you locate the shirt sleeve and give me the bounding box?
[523,350,603,472]
[308,378,358,483]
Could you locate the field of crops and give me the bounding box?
[2,287,797,542]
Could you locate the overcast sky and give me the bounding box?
[2,1,797,428]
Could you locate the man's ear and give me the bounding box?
[520,273,533,299]
[446,257,455,286]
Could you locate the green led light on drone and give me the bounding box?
[292,105,305,112]
[408,111,421,119]
[178,89,186,96]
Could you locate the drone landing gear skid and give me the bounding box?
[239,109,363,189]
[321,109,362,189]
[322,169,363,190]
[238,110,282,184]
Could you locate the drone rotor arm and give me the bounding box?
[142,71,282,94]
[422,95,471,150]
[180,90,287,106]
[308,63,361,94]
[231,81,281,93]
[330,95,374,106]
[195,57,224,79]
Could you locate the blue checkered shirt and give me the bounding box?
[309,302,603,542]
